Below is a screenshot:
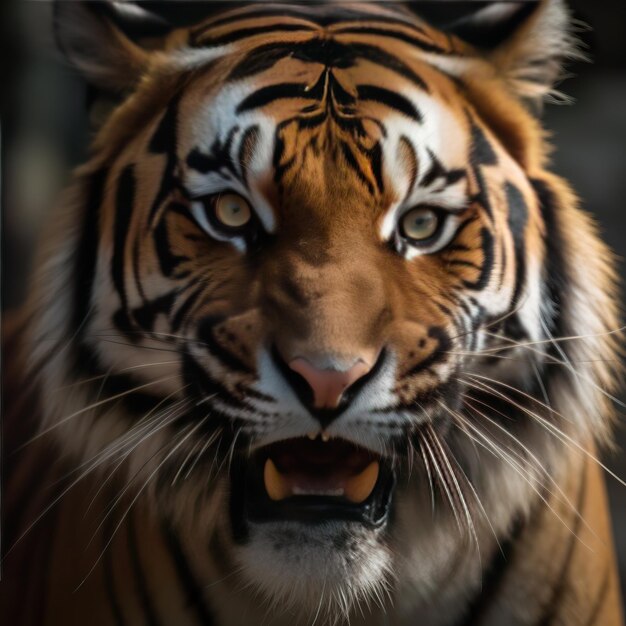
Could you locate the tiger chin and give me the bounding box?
[1,1,624,625]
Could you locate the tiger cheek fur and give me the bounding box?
[2,2,623,625]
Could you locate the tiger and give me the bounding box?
[1,1,624,624]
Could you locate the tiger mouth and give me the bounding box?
[230,436,395,532]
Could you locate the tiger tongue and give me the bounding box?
[263,458,380,503]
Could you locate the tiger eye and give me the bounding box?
[401,207,439,242]
[214,193,252,229]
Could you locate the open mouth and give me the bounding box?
[230,435,395,533]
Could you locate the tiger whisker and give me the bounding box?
[18,373,183,450]
[450,408,590,549]
[462,393,603,544]
[3,392,191,558]
[460,376,626,489]
[435,401,503,555]
[446,350,616,366]
[420,428,464,534]
[425,423,481,563]
[88,400,194,528]
[53,360,182,393]
[96,337,186,355]
[468,332,625,412]
[541,319,626,411]
[226,427,243,478]
[171,412,217,486]
[85,398,193,516]
[184,427,223,481]
[531,359,551,407]
[481,325,625,352]
[76,419,206,591]
[447,292,531,343]
[54,389,189,487]
[416,436,436,515]
[465,372,575,422]
[89,327,212,348]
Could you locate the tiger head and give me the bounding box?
[32,1,619,620]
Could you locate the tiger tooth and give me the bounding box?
[263,459,290,501]
[321,432,330,442]
[307,431,318,441]
[344,461,380,504]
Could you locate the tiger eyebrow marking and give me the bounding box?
[332,25,447,54]
[420,149,466,189]
[356,85,423,123]
[237,83,310,114]
[195,23,316,49]
[185,126,241,178]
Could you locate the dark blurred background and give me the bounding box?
[2,0,625,603]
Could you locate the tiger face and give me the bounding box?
[36,1,619,619]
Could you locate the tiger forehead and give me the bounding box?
[177,31,470,215]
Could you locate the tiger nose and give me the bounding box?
[288,358,372,409]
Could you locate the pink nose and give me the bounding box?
[288,358,372,409]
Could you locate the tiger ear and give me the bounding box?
[446,0,580,109]
[53,1,164,92]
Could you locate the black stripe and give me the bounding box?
[172,284,205,332]
[340,141,375,196]
[128,509,162,626]
[357,84,423,122]
[471,167,494,222]
[237,82,310,113]
[449,259,481,270]
[112,166,136,316]
[454,517,525,626]
[421,148,447,187]
[470,120,498,167]
[228,42,296,81]
[198,23,314,47]
[186,125,240,179]
[535,463,588,625]
[583,566,611,626]
[132,236,147,303]
[181,352,250,413]
[72,168,108,335]
[34,501,60,626]
[153,204,189,278]
[445,169,466,186]
[402,326,451,378]
[148,95,183,224]
[197,317,254,376]
[531,178,568,345]
[164,525,215,625]
[348,42,431,91]
[449,215,478,245]
[461,228,494,290]
[335,26,446,54]
[131,293,175,332]
[103,519,128,626]
[368,142,385,193]
[505,182,528,307]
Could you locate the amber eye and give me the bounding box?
[214,193,252,229]
[400,207,439,243]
